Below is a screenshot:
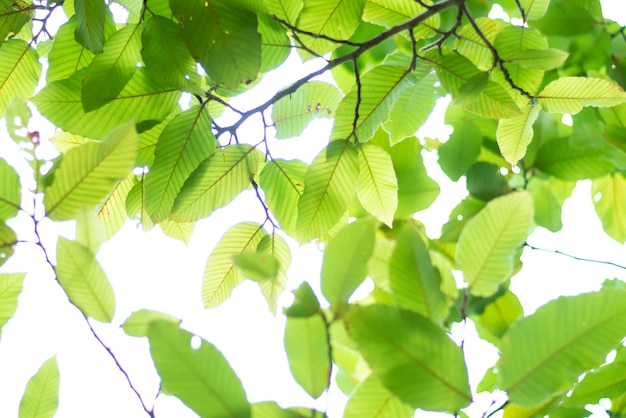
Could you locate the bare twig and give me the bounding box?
[525,243,626,271]
[350,58,362,144]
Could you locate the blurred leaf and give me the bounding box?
[0,39,41,117]
[284,281,321,318]
[122,309,180,337]
[18,356,59,418]
[0,272,25,339]
[0,158,20,221]
[344,374,414,418]
[356,143,397,227]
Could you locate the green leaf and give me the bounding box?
[141,15,199,90]
[149,321,251,418]
[295,0,366,56]
[455,17,502,71]
[321,218,376,314]
[56,237,116,322]
[499,288,626,407]
[438,119,482,182]
[0,39,41,117]
[233,253,279,282]
[283,281,321,318]
[144,106,215,223]
[528,177,574,233]
[0,157,20,221]
[251,402,314,418]
[296,140,359,242]
[0,0,32,47]
[256,233,291,315]
[33,68,180,139]
[0,221,16,267]
[75,206,106,254]
[331,65,411,143]
[159,219,195,244]
[539,77,626,114]
[284,314,330,399]
[346,304,472,411]
[171,0,261,87]
[0,272,25,339]
[18,356,59,418]
[272,81,342,139]
[122,309,180,337]
[74,0,105,53]
[510,48,569,70]
[49,131,94,153]
[456,192,533,297]
[472,290,523,346]
[258,14,291,73]
[520,0,550,20]
[530,2,595,36]
[592,173,626,244]
[259,159,307,236]
[81,23,142,112]
[565,361,626,407]
[344,374,414,418]
[97,174,136,238]
[266,0,303,24]
[496,103,541,166]
[47,17,94,82]
[362,0,439,39]
[534,137,616,180]
[126,177,154,231]
[202,222,266,308]
[43,122,137,221]
[389,223,448,322]
[171,144,263,222]
[356,143,398,227]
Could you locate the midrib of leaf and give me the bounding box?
[315,0,343,39]
[360,149,385,214]
[0,42,30,93]
[159,336,241,418]
[63,247,109,318]
[151,17,189,78]
[99,23,140,80]
[0,197,19,211]
[276,162,304,197]
[360,313,471,401]
[505,308,626,393]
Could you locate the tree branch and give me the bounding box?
[525,243,626,271]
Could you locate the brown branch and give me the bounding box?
[350,59,362,144]
[273,15,361,47]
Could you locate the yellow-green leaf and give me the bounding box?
[0,157,20,221]
[0,0,33,47]
[256,233,291,315]
[47,17,94,82]
[75,206,106,254]
[0,272,25,339]
[343,374,414,418]
[74,0,105,53]
[122,309,180,337]
[496,103,541,166]
[592,172,626,244]
[97,173,135,238]
[356,143,398,227]
[18,356,59,418]
[0,39,41,117]
[538,77,626,114]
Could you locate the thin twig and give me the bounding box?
[273,15,361,47]
[525,243,626,271]
[350,58,362,144]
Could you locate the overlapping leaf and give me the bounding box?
[149,321,251,418]
[344,374,414,418]
[520,0,550,20]
[534,137,616,180]
[122,309,180,337]
[266,0,303,23]
[0,158,20,221]
[356,143,398,226]
[565,361,626,407]
[539,77,626,114]
[0,272,24,339]
[456,192,533,297]
[455,18,502,71]
[592,173,626,244]
[0,221,16,267]
[56,237,116,322]
[499,288,626,407]
[18,356,59,418]
[43,122,137,220]
[496,103,541,166]
[256,233,291,315]
[0,39,41,117]
[362,0,439,40]
[0,0,33,47]
[97,174,135,238]
[171,144,263,222]
[74,0,105,53]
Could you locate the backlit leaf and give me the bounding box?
[510,48,569,70]
[75,206,106,254]
[539,77,626,114]
[520,0,550,20]
[256,233,291,315]
[47,17,94,82]
[0,272,25,339]
[565,361,626,407]
[122,309,180,337]
[534,137,615,180]
[456,192,533,297]
[0,158,20,221]
[362,0,439,39]
[344,374,414,418]
[592,172,626,244]
[18,356,59,418]
[455,18,502,71]
[56,237,116,322]
[74,0,105,53]
[149,321,251,418]
[438,118,482,182]
[0,221,16,267]
[159,220,194,244]
[0,39,41,117]
[0,0,32,47]
[356,143,397,227]
[496,103,541,166]
[472,290,524,346]
[98,174,135,238]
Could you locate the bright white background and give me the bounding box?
[0,2,625,417]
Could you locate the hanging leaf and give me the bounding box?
[564,361,626,407]
[171,144,263,222]
[18,356,59,418]
[47,17,94,82]
[510,49,569,71]
[455,17,502,71]
[97,174,135,238]
[0,272,25,339]
[74,0,106,53]
[256,233,291,315]
[438,118,482,181]
[122,309,180,337]
[538,77,626,114]
[159,220,195,244]
[266,0,303,24]
[362,0,439,40]
[534,137,616,181]
[499,288,626,407]
[519,0,550,21]
[472,290,524,347]
[125,177,154,231]
[43,122,137,221]
[0,0,33,47]
[0,39,41,117]
[356,143,398,227]
[283,281,321,318]
[149,321,251,418]
[0,221,16,267]
[346,304,472,411]
[0,158,20,221]
[456,192,533,297]
[592,172,626,244]
[75,206,106,254]
[284,314,331,399]
[272,81,343,139]
[56,237,116,322]
[343,374,414,418]
[496,103,541,166]
[144,106,215,223]
[202,222,266,308]
[296,140,359,242]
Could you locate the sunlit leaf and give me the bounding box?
[344,374,414,418]
[438,118,482,181]
[539,77,626,114]
[47,17,94,82]
[18,356,59,418]
[362,0,439,39]
[520,0,550,20]
[283,281,321,318]
[122,309,180,337]
[510,48,569,70]
[565,361,626,407]
[456,192,533,297]
[203,222,266,308]
[356,143,397,227]
[346,304,472,411]
[149,321,251,418]
[0,158,20,221]
[499,288,626,407]
[56,237,116,322]
[256,233,290,315]
[0,221,16,267]
[43,122,137,221]
[472,290,524,347]
[171,144,263,222]
[0,39,41,117]
[125,177,154,231]
[296,140,358,242]
[592,172,626,244]
[49,131,94,153]
[0,272,25,339]
[496,103,541,166]
[0,0,33,47]
[258,14,291,73]
[159,220,194,244]
[98,174,135,238]
[284,314,330,399]
[455,18,502,71]
[75,206,106,254]
[534,137,616,180]
[74,0,105,53]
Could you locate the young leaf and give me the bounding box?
[456,192,533,297]
[56,237,116,322]
[75,206,106,254]
[499,288,626,407]
[43,122,137,221]
[171,145,263,222]
[74,0,105,53]
[0,158,20,221]
[284,314,330,399]
[0,39,41,117]
[18,356,59,418]
[259,159,307,236]
[203,222,266,308]
[272,81,342,139]
[0,272,25,339]
[496,103,541,166]
[538,77,626,114]
[592,173,626,244]
[122,309,180,337]
[232,253,279,282]
[472,290,523,347]
[159,220,195,244]
[356,143,398,227]
[296,140,359,242]
[148,321,251,418]
[346,304,472,412]
[321,218,376,314]
[343,374,414,418]
[389,223,448,323]
[256,233,291,315]
[144,106,216,223]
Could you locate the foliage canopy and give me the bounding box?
[1,0,626,416]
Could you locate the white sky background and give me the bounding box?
[0,2,626,417]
